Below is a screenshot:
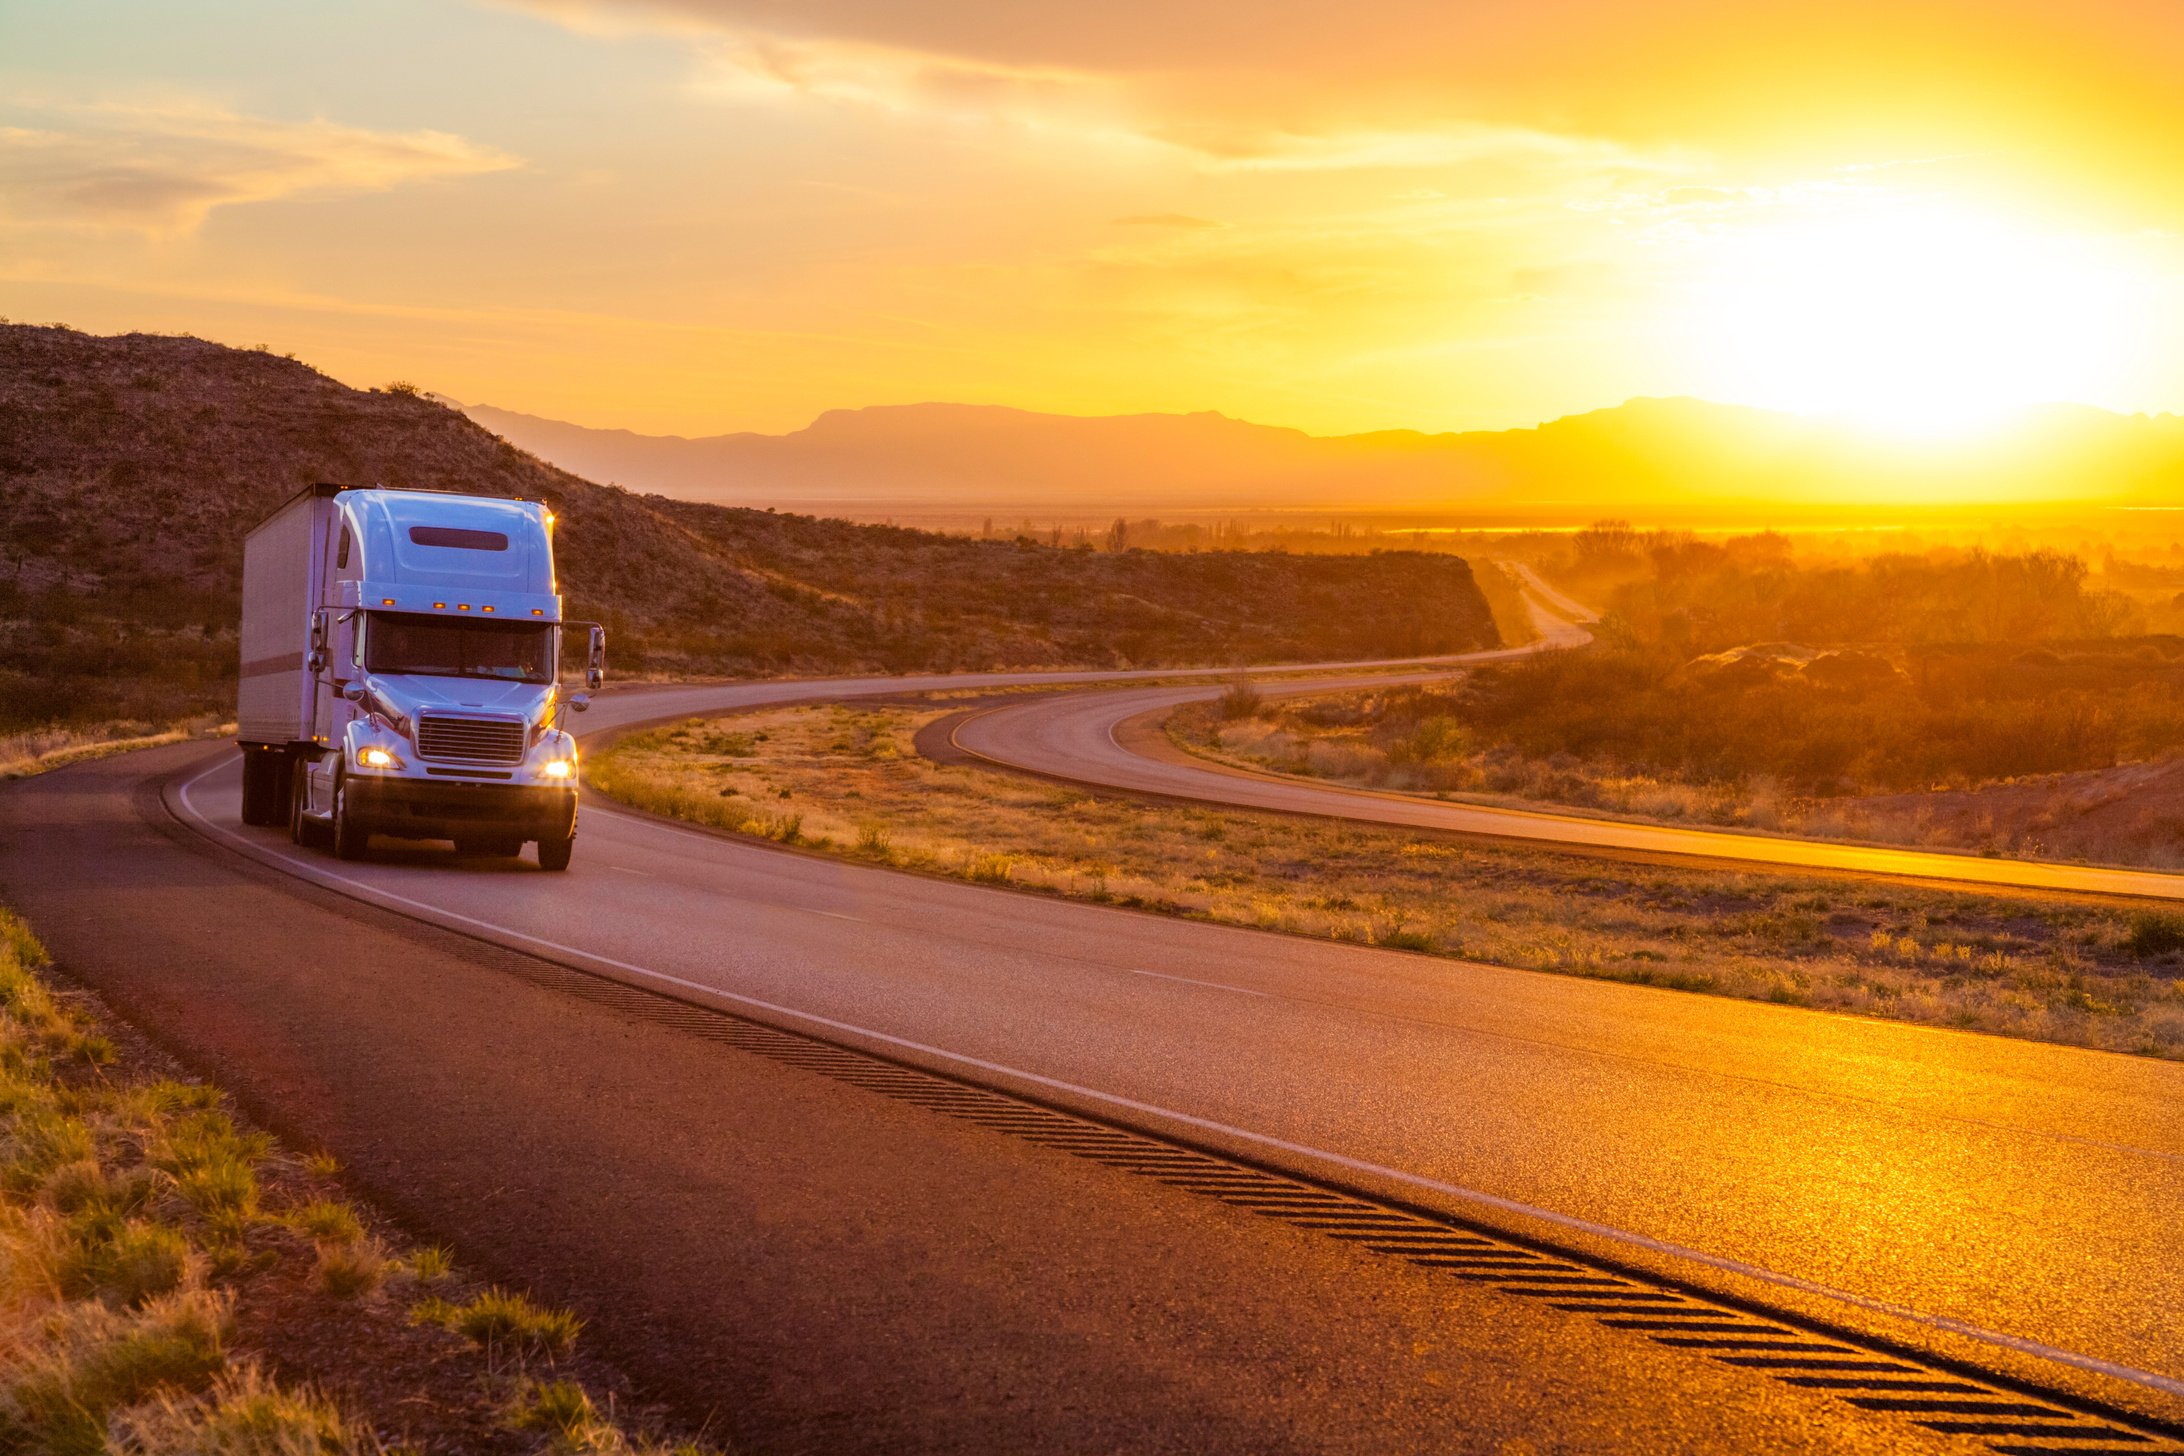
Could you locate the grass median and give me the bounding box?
[0,907,721,1455]
[590,700,2184,1060]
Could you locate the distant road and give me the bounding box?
[953,565,2184,901]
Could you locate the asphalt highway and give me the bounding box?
[150,737,2184,1404]
[4,577,2181,1449]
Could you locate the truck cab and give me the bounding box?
[237,484,603,871]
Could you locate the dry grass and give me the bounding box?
[594,704,2184,1059]
[1174,686,2184,871]
[0,906,718,1455]
[0,719,232,782]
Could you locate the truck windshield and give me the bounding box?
[364,613,555,684]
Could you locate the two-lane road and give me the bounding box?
[6,576,2182,1449]
[142,672,2184,1419]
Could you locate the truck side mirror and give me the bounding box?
[307,608,329,674]
[341,681,367,703]
[569,693,591,713]
[586,624,606,690]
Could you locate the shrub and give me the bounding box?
[1217,676,1263,720]
[2124,912,2184,960]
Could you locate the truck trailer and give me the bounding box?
[236,483,604,870]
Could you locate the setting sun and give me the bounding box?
[1685,202,2150,435]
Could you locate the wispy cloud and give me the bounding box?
[501,0,1686,182]
[0,103,519,234]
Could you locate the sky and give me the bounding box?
[5,0,2184,438]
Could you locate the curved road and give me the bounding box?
[5,578,2182,1449]
[162,677,2184,1395]
[954,565,2184,901]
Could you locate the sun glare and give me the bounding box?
[1686,204,2144,438]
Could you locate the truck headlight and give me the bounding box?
[541,757,575,780]
[357,745,402,770]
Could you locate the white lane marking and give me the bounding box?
[172,753,2184,1402]
[609,866,652,879]
[814,910,867,924]
[1128,967,1269,998]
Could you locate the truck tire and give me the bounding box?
[288,760,313,847]
[536,825,575,872]
[331,770,369,862]
[240,749,286,827]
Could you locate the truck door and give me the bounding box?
[302,524,363,815]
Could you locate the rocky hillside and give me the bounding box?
[0,324,1496,730]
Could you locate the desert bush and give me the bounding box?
[1217,675,1263,720]
[2124,912,2184,960]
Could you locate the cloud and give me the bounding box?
[500,0,1694,178]
[0,104,519,233]
[1113,213,1222,228]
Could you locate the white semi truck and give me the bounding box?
[236,483,604,870]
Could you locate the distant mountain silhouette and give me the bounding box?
[462,397,2184,513]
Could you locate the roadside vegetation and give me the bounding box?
[591,704,2184,1060]
[1174,525,2184,867]
[0,718,232,782]
[0,907,721,1455]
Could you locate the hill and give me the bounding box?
[0,324,1496,731]
[462,395,2184,516]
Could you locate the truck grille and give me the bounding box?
[416,714,526,765]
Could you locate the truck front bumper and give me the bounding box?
[347,775,576,842]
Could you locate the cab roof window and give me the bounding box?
[408,525,509,551]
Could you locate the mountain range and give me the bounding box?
[460,397,2184,517]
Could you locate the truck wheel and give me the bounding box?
[331,770,369,862]
[288,760,312,846]
[536,826,575,872]
[240,749,286,827]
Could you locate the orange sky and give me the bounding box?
[6,0,2184,437]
